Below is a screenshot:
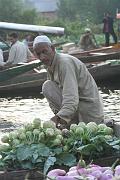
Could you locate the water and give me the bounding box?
[0,90,120,139]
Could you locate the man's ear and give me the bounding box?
[51,45,55,51]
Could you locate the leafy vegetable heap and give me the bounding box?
[62,122,120,160]
[0,119,75,174]
[0,120,120,175]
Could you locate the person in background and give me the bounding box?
[23,34,35,47]
[78,28,97,51]
[103,12,117,46]
[5,32,35,67]
[33,35,104,129]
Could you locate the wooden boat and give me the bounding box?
[0,69,47,96]
[89,61,120,90]
[0,60,42,82]
[0,60,120,97]
[68,45,120,63]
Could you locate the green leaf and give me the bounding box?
[43,156,56,174]
[20,161,33,169]
[3,153,16,161]
[16,145,33,161]
[113,145,120,150]
[52,147,63,155]
[0,159,5,168]
[36,158,42,163]
[56,153,76,166]
[108,140,120,146]
[76,144,95,155]
[37,144,50,157]
[33,152,39,161]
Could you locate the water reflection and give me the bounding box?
[0,91,120,137]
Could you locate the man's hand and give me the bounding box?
[50,115,68,130]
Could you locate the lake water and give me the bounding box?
[0,90,120,139]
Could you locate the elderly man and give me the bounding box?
[5,32,34,66]
[33,35,104,129]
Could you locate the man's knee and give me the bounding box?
[42,80,53,96]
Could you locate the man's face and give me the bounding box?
[7,36,17,45]
[34,43,55,66]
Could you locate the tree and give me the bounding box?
[0,0,24,22]
[18,9,38,24]
[0,0,39,25]
[57,0,120,24]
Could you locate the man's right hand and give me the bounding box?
[51,115,68,130]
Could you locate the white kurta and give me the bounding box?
[43,52,104,124]
[6,41,33,64]
[0,49,5,66]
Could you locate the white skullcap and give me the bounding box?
[33,35,51,48]
[85,28,91,33]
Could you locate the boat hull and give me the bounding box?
[0,60,42,82]
[89,63,120,90]
[0,63,120,97]
[0,71,47,97]
[69,46,120,63]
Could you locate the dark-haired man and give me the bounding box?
[103,12,117,46]
[5,32,34,66]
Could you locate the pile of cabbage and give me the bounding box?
[0,120,120,175]
[62,122,120,161]
[47,159,120,180]
[0,119,76,174]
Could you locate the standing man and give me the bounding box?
[5,32,35,66]
[103,12,117,46]
[33,35,104,129]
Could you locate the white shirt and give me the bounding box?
[0,49,5,66]
[6,41,33,65]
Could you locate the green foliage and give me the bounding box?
[0,0,38,25]
[62,123,120,161]
[18,9,38,24]
[57,0,120,24]
[1,120,120,174]
[0,0,119,45]
[0,120,76,173]
[0,0,24,22]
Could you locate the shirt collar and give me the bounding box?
[48,51,58,72]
